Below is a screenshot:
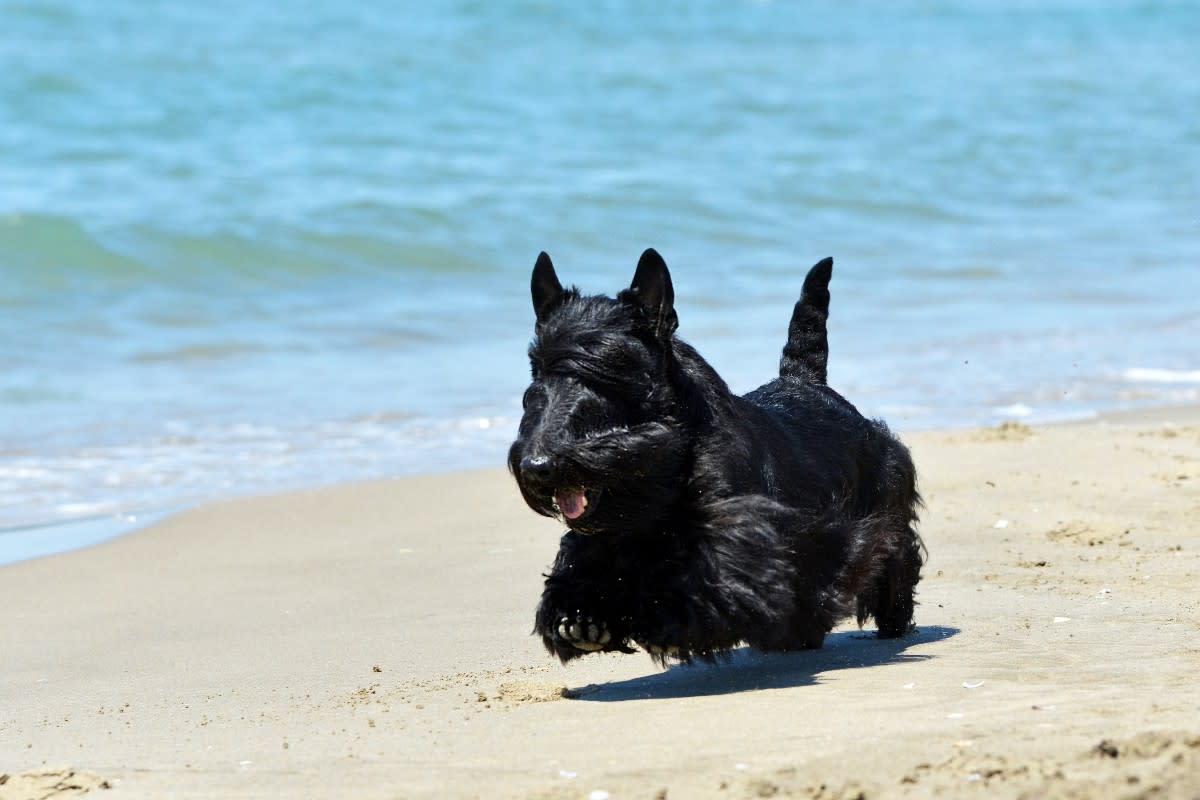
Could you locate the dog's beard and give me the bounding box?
[514,419,689,534]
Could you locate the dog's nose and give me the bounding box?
[520,454,555,483]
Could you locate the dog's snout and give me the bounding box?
[520,454,556,483]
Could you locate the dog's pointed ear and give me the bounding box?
[625,248,678,337]
[531,251,564,323]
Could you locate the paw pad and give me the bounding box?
[556,614,612,651]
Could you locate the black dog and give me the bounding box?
[508,249,923,663]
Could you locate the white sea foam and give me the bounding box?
[54,502,120,516]
[0,413,520,530]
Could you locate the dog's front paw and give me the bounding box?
[555,613,613,652]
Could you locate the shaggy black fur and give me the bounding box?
[508,249,924,664]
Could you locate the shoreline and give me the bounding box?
[7,399,1200,568]
[0,509,175,567]
[2,406,1198,797]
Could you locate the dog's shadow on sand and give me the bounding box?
[564,625,958,702]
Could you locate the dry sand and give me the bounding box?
[2,411,1199,799]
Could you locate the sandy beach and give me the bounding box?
[2,411,1199,799]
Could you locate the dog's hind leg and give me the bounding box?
[851,426,924,637]
[858,526,923,637]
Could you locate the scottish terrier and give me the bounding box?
[508,249,923,664]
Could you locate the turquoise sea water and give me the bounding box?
[2,1,1199,531]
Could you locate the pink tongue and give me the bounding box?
[555,488,586,519]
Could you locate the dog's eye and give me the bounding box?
[522,385,542,410]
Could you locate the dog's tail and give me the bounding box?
[779,257,833,384]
